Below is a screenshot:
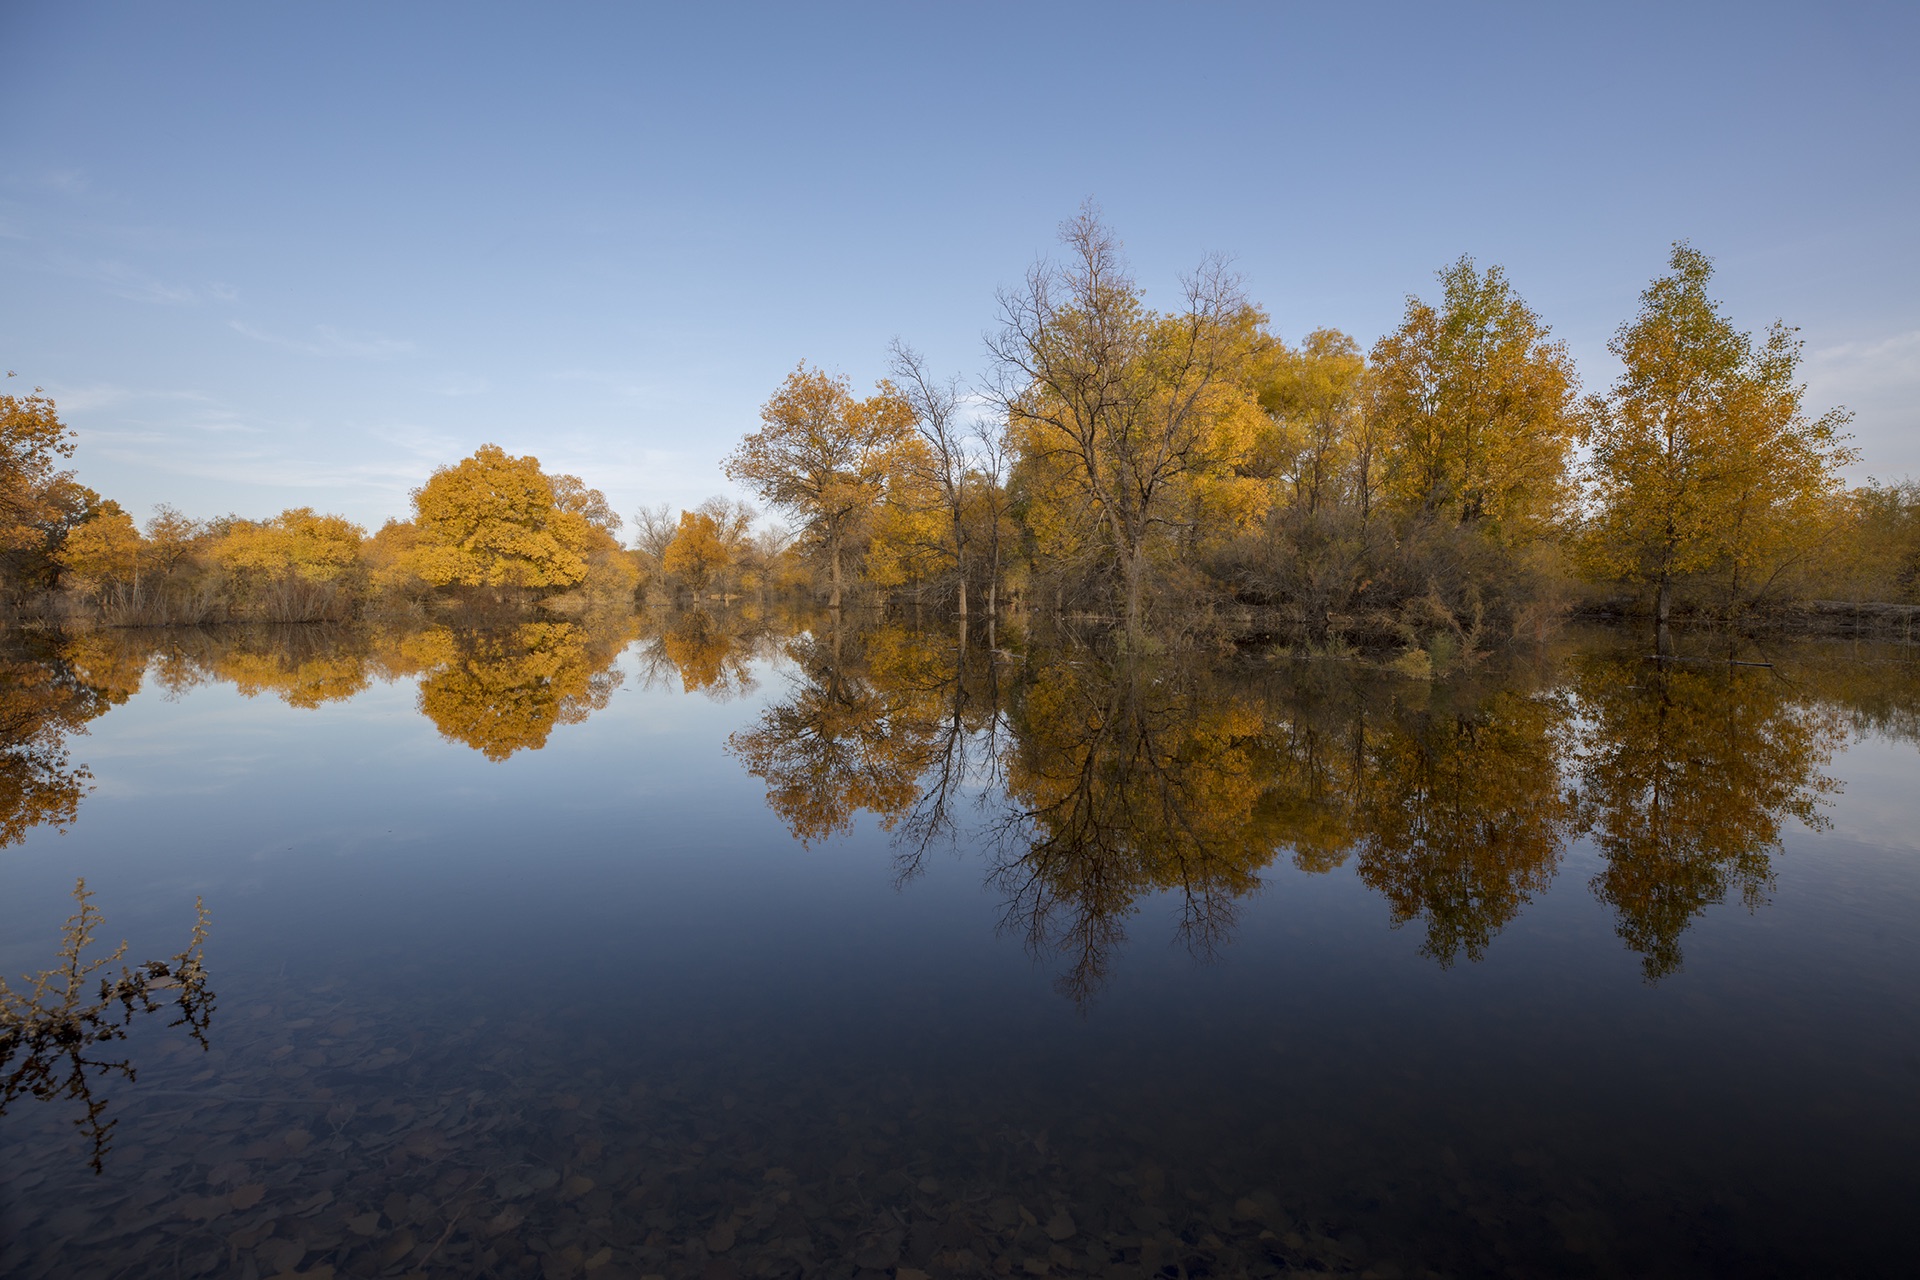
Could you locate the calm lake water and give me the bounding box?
[3,614,1918,1279]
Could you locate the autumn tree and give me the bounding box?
[1369,257,1580,541]
[887,341,982,615]
[1236,328,1386,638]
[548,473,622,536]
[725,365,915,609]
[142,505,209,575]
[1841,479,1920,602]
[405,445,594,591]
[210,507,367,621]
[55,501,146,605]
[213,508,364,585]
[661,509,729,595]
[1582,244,1857,622]
[989,207,1269,634]
[1256,328,1373,517]
[1,375,75,557]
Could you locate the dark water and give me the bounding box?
[3,615,1918,1279]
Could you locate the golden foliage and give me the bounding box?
[1581,244,1858,613]
[0,376,75,553]
[724,365,917,606]
[212,508,365,585]
[661,510,730,594]
[992,210,1270,625]
[1370,258,1580,541]
[404,445,594,589]
[54,502,145,594]
[1254,328,1372,515]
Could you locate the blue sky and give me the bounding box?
[3,1,1916,533]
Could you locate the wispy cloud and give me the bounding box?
[1808,330,1920,386]
[30,169,88,195]
[1805,329,1920,418]
[229,321,416,360]
[1806,329,1920,475]
[64,256,201,304]
[51,383,221,415]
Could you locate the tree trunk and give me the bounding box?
[1655,575,1673,657]
[1124,543,1146,640]
[829,539,843,610]
[957,575,967,619]
[988,540,1000,616]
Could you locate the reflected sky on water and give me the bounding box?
[3,615,1918,1279]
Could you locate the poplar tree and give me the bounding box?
[1582,244,1856,621]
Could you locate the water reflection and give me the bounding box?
[992,652,1277,1003]
[1575,655,1847,979]
[721,617,1882,996]
[1,617,1916,1273]
[0,617,1903,991]
[395,621,633,761]
[1,642,113,848]
[635,604,796,700]
[1350,685,1580,966]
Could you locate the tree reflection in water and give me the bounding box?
[723,618,1866,1001]
[1351,686,1580,966]
[395,621,633,761]
[0,618,1890,1008]
[726,622,946,845]
[1,643,115,849]
[1575,653,1846,979]
[992,651,1279,1004]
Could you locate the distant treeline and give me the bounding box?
[4,211,1918,642]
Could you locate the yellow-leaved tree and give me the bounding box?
[1255,327,1373,517]
[1,376,74,555]
[213,508,364,584]
[989,207,1270,633]
[1370,257,1581,542]
[405,445,594,591]
[724,365,916,608]
[661,509,730,596]
[1582,243,1857,621]
[55,502,145,603]
[209,507,366,621]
